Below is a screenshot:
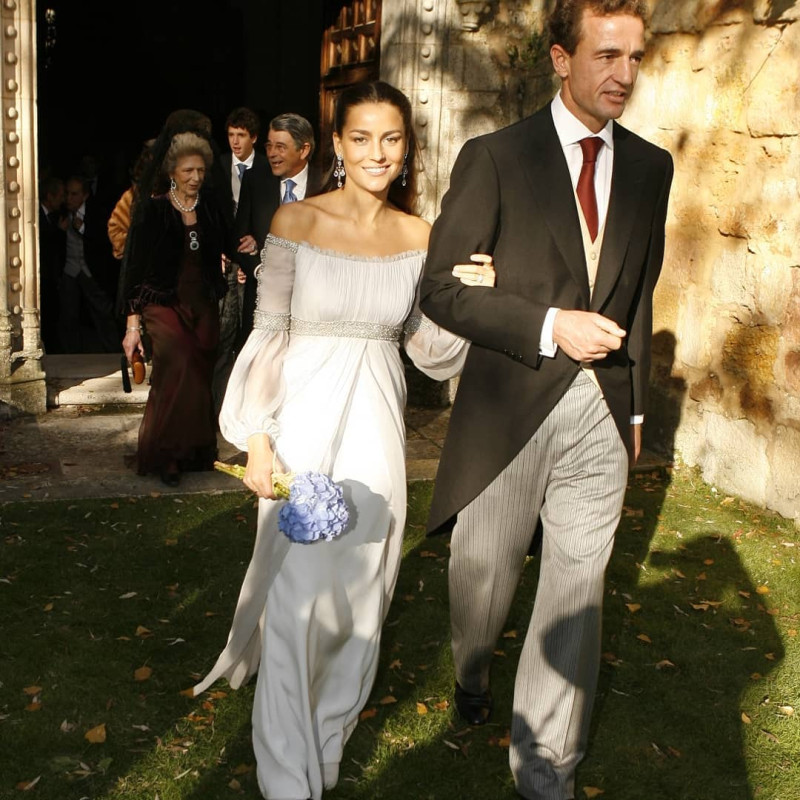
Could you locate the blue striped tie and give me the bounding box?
[282,179,298,204]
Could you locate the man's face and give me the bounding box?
[65,180,87,213]
[227,126,256,161]
[266,129,310,179]
[551,11,645,132]
[45,184,64,211]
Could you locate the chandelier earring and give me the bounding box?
[333,154,345,189]
[401,152,409,188]
[170,177,177,191]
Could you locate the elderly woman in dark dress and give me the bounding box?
[120,132,228,486]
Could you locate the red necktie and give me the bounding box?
[577,137,603,242]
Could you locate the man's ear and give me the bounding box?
[550,43,570,80]
[301,142,312,162]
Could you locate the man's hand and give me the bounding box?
[631,423,641,464]
[238,234,258,256]
[552,310,626,362]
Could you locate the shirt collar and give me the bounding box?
[551,91,614,151]
[233,151,256,169]
[283,163,309,192]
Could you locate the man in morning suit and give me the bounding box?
[419,2,673,798]
[234,113,316,343]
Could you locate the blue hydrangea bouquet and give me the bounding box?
[214,461,349,544]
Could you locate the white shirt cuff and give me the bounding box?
[539,307,560,358]
[630,415,644,425]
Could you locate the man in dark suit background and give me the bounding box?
[38,176,66,353]
[420,2,673,798]
[213,107,269,412]
[234,112,317,343]
[59,176,120,353]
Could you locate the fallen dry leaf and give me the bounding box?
[741,712,752,724]
[25,702,42,712]
[389,659,402,670]
[756,586,770,595]
[765,653,776,661]
[85,723,107,744]
[739,590,751,599]
[777,705,794,717]
[434,700,450,711]
[636,633,652,644]
[502,630,518,639]
[583,788,605,799]
[625,603,641,613]
[416,702,428,715]
[134,666,153,682]
[22,686,42,696]
[135,626,152,638]
[655,659,675,670]
[419,551,439,558]
[179,688,195,698]
[760,728,779,743]
[43,602,54,612]
[359,707,377,720]
[15,776,41,791]
[231,763,253,775]
[228,778,241,791]
[498,733,511,748]
[379,695,397,705]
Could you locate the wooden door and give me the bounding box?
[319,0,382,164]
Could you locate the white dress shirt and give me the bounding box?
[281,164,309,202]
[539,93,643,425]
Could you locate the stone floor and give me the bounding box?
[0,353,666,503]
[0,354,449,502]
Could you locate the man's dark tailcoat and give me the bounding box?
[420,104,673,534]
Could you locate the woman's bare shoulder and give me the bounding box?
[393,210,431,251]
[269,199,319,241]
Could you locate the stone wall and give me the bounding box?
[383,0,800,522]
[623,0,800,522]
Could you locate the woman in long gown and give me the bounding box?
[120,132,227,486]
[193,82,495,800]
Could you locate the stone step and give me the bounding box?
[43,353,150,407]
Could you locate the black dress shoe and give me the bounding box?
[454,681,492,725]
[160,462,180,487]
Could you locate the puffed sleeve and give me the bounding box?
[403,277,469,380]
[218,234,297,451]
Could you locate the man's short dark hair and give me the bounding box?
[269,113,315,161]
[66,175,90,195]
[548,0,648,54]
[40,175,64,200]
[226,107,261,139]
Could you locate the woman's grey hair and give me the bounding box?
[164,132,213,174]
[269,113,315,161]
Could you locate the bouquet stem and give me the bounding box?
[213,460,293,500]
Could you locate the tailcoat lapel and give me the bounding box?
[517,111,591,307]
[591,123,647,311]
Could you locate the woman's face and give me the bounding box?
[333,102,407,194]
[170,154,206,197]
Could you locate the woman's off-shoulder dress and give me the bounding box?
[194,234,467,800]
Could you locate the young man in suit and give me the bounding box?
[213,107,270,412]
[420,2,673,798]
[234,113,316,343]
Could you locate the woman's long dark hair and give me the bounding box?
[322,81,420,215]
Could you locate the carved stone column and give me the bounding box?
[0,0,45,415]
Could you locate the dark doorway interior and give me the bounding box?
[37,0,326,198]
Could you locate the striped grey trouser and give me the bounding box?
[449,371,628,800]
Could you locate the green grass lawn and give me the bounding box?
[1,466,798,800]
